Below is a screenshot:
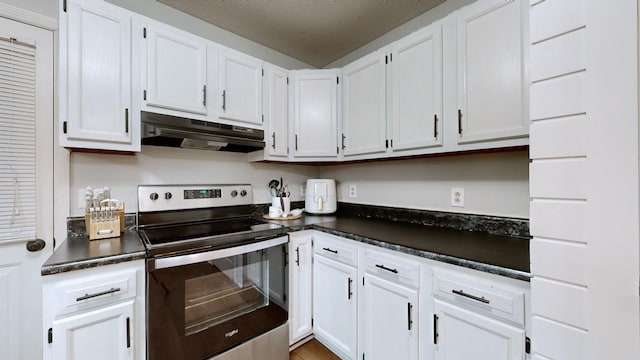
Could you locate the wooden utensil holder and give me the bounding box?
[85,205,124,240]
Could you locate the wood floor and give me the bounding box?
[290,339,341,360]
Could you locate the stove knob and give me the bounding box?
[240,190,247,197]
[231,190,238,197]
[149,192,159,201]
[164,192,172,200]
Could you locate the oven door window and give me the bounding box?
[184,250,268,335]
[148,240,288,360]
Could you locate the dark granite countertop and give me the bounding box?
[41,231,146,276]
[307,217,530,281]
[44,207,530,281]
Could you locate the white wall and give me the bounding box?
[0,0,56,19]
[318,150,530,218]
[529,0,639,358]
[69,146,319,216]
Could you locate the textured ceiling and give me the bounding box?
[156,0,445,68]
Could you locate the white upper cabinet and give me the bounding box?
[292,69,340,158]
[342,51,387,157]
[391,23,443,152]
[142,19,207,115]
[218,48,263,126]
[264,64,289,158]
[455,0,528,144]
[60,0,138,151]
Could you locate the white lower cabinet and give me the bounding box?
[312,232,358,359]
[288,231,530,360]
[313,254,358,359]
[288,231,313,345]
[43,261,145,360]
[432,268,528,360]
[362,274,418,360]
[433,299,525,360]
[52,299,134,360]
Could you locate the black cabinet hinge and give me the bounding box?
[363,353,365,360]
[385,55,388,64]
[337,77,339,85]
[143,27,147,38]
[262,114,264,123]
[63,121,67,134]
[261,68,264,77]
[362,277,365,286]
[286,77,289,84]
[390,53,392,62]
[311,318,314,327]
[143,90,147,101]
[525,337,531,354]
[48,328,53,344]
[385,139,388,148]
[336,146,339,155]
[283,293,287,302]
[390,139,393,148]
[63,0,67,12]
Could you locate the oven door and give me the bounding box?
[147,235,289,360]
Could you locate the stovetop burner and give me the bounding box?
[140,218,277,246]
[137,184,287,257]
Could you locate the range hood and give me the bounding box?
[141,111,265,152]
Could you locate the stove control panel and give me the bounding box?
[138,184,254,212]
[184,189,222,199]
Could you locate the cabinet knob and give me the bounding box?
[150,192,159,200]
[164,192,172,200]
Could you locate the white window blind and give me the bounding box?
[0,36,36,242]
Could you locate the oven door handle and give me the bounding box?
[149,235,289,271]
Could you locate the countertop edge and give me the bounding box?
[307,224,531,282]
[41,250,146,276]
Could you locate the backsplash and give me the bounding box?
[335,203,529,238]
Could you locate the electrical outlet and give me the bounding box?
[451,188,464,207]
[300,184,306,197]
[349,185,357,198]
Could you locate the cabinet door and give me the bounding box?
[362,274,418,360]
[52,299,135,360]
[265,65,289,158]
[342,52,387,156]
[288,234,313,344]
[219,49,263,126]
[433,299,525,360]
[456,0,528,144]
[292,70,340,158]
[391,24,443,151]
[144,22,207,114]
[62,0,135,149]
[313,255,357,360]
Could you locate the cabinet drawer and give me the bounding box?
[52,268,137,317]
[313,232,358,266]
[364,249,419,288]
[433,270,525,325]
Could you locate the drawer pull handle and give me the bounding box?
[375,264,398,274]
[322,247,338,254]
[452,289,490,304]
[76,287,121,302]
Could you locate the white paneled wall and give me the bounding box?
[529,0,588,358]
[530,0,639,358]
